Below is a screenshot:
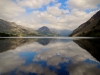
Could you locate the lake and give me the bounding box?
[0,37,100,75]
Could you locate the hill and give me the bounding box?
[0,19,40,36]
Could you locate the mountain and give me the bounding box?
[70,10,100,37]
[37,26,58,36]
[51,29,72,36]
[0,19,40,36]
[59,30,72,36]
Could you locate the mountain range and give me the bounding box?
[70,10,100,37]
[0,19,71,37]
[0,19,59,37]
[0,10,100,37]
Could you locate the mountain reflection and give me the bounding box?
[74,38,100,62]
[37,38,53,45]
[0,38,37,53]
[0,38,53,53]
[0,38,100,75]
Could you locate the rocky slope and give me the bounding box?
[0,19,40,36]
[70,10,100,37]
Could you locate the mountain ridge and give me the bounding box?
[70,10,100,37]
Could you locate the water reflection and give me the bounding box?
[37,38,53,45]
[0,38,37,53]
[74,38,100,62]
[0,38,100,75]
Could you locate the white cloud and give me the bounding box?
[0,0,25,20]
[67,0,100,10]
[14,7,97,30]
[16,0,56,8]
[47,5,69,16]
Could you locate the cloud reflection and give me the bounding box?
[68,60,100,75]
[17,64,57,75]
[0,50,25,74]
[0,38,100,75]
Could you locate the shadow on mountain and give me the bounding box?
[37,38,53,45]
[0,38,37,53]
[74,38,100,62]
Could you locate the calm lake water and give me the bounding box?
[0,38,100,75]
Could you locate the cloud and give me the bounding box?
[0,0,25,20]
[67,0,100,10]
[47,5,69,16]
[16,0,56,8]
[14,7,97,30]
[13,4,70,30]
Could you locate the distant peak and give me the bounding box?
[39,26,49,30]
[41,26,48,28]
[39,26,50,30]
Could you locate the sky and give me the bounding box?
[0,0,100,30]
